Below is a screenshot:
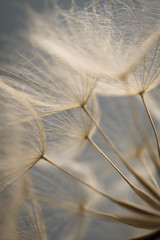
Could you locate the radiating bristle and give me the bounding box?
[0,0,160,239]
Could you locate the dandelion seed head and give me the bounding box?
[0,4,100,113]
[0,1,160,239]
[22,0,160,97]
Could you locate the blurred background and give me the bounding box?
[0,0,45,50]
[0,0,92,50]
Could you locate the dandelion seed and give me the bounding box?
[39,155,160,239]
[0,4,100,115]
[42,95,99,158]
[0,1,160,239]
[0,79,46,191]
[29,160,100,240]
[23,0,160,96]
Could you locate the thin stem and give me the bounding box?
[140,151,160,190]
[82,105,128,163]
[87,136,131,185]
[87,137,160,210]
[42,156,160,216]
[42,155,115,199]
[84,207,160,229]
[127,96,160,171]
[83,105,160,199]
[83,206,121,222]
[128,229,160,240]
[140,93,160,160]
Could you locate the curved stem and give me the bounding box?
[140,93,160,160]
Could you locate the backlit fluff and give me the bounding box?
[0,79,46,192]
[25,0,160,96]
[29,160,100,240]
